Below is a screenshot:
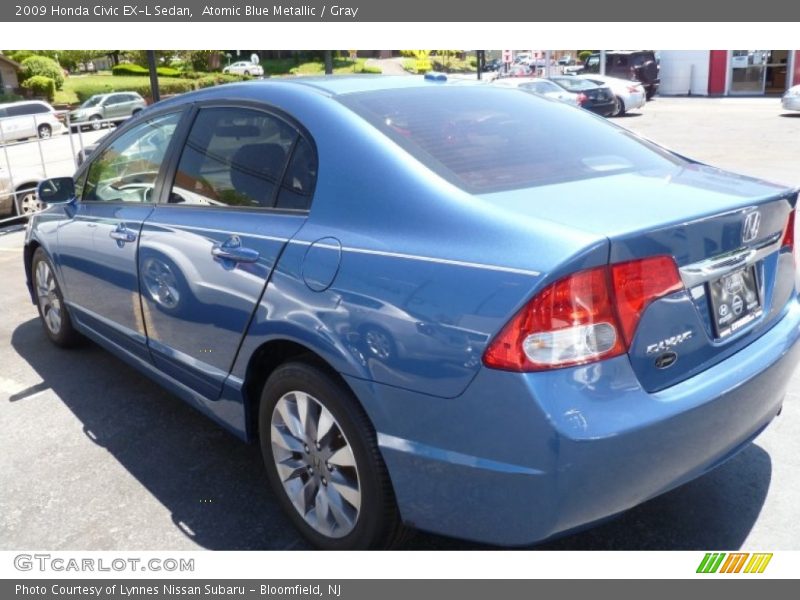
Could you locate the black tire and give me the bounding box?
[13,186,41,217]
[89,115,102,130]
[612,96,626,117]
[31,247,81,347]
[37,124,52,139]
[244,70,250,76]
[259,361,404,549]
[132,108,142,117]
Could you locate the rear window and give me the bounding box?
[340,86,683,193]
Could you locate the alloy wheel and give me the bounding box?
[270,390,362,538]
[35,260,62,335]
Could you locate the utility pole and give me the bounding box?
[147,50,160,103]
[324,51,333,74]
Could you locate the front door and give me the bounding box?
[138,105,317,399]
[55,111,182,359]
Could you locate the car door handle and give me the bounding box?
[211,236,260,263]
[109,223,137,244]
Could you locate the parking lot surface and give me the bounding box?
[1,97,799,550]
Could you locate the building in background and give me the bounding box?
[659,50,798,96]
[0,55,21,95]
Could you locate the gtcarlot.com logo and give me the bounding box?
[14,554,195,573]
[696,552,773,574]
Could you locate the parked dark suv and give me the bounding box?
[583,51,660,99]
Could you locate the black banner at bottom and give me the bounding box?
[2,580,796,600]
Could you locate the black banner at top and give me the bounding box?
[2,0,800,21]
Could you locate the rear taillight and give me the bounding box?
[576,92,588,105]
[483,256,684,371]
[610,256,684,347]
[627,85,639,93]
[781,209,795,251]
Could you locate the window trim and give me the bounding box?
[157,99,318,214]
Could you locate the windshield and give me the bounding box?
[80,97,102,108]
[551,78,598,92]
[340,86,684,194]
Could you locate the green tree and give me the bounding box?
[20,55,65,90]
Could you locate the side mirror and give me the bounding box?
[37,177,75,205]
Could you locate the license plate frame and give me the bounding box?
[708,265,763,339]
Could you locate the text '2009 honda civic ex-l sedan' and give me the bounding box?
[25,76,800,549]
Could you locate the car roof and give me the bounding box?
[0,100,53,108]
[152,75,481,110]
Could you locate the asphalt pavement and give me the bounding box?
[1,96,799,550]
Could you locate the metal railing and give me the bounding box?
[0,111,122,225]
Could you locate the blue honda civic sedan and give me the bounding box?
[25,76,800,549]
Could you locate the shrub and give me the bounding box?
[112,63,148,76]
[21,75,56,101]
[0,91,24,103]
[112,64,180,77]
[178,71,205,79]
[195,74,245,89]
[21,56,65,90]
[578,50,593,63]
[360,66,382,74]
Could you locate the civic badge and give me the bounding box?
[742,211,761,244]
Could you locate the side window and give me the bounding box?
[586,56,600,71]
[169,107,298,208]
[31,104,51,114]
[276,137,317,210]
[7,105,33,117]
[82,112,180,203]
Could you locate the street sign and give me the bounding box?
[502,49,513,64]
[349,50,358,61]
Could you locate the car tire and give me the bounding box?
[132,108,142,117]
[37,124,52,139]
[31,247,81,347]
[259,361,405,549]
[244,70,250,76]
[14,186,43,216]
[613,96,626,117]
[89,115,102,130]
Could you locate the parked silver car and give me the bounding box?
[69,92,147,131]
[0,163,43,216]
[0,100,65,143]
[493,76,580,106]
[576,74,647,116]
[782,85,800,112]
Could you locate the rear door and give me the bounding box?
[138,103,316,399]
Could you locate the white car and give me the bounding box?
[782,85,800,112]
[222,61,264,77]
[0,100,65,143]
[0,163,45,216]
[576,74,646,116]
[493,77,580,106]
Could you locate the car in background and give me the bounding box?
[0,100,65,143]
[548,76,617,116]
[0,163,45,216]
[498,64,534,78]
[25,76,800,550]
[582,50,660,99]
[69,92,147,131]
[781,85,800,112]
[576,74,646,116]
[481,58,503,73]
[493,77,580,106]
[223,61,264,77]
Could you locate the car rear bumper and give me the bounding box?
[586,100,617,117]
[349,297,800,546]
